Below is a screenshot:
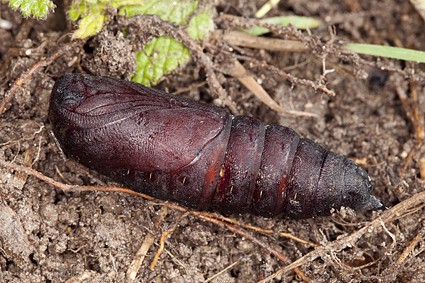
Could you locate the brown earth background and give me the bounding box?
[0,0,424,282]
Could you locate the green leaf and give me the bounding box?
[346,43,425,64]
[132,36,191,86]
[8,0,55,18]
[119,0,198,25]
[186,9,215,40]
[119,0,215,85]
[72,8,105,39]
[243,15,321,36]
[67,0,214,84]
[69,1,106,39]
[68,1,85,21]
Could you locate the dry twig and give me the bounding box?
[123,15,238,114]
[0,43,77,115]
[259,190,425,282]
[0,158,310,280]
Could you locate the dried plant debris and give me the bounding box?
[0,0,425,282]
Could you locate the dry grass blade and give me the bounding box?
[126,206,170,280]
[126,233,155,281]
[395,80,424,179]
[396,230,423,265]
[222,30,307,52]
[255,0,280,18]
[410,0,425,21]
[420,157,425,180]
[230,60,318,117]
[204,258,243,282]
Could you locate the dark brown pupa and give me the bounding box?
[48,74,383,219]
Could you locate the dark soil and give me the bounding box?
[1,0,424,282]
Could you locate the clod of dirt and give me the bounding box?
[0,200,33,267]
